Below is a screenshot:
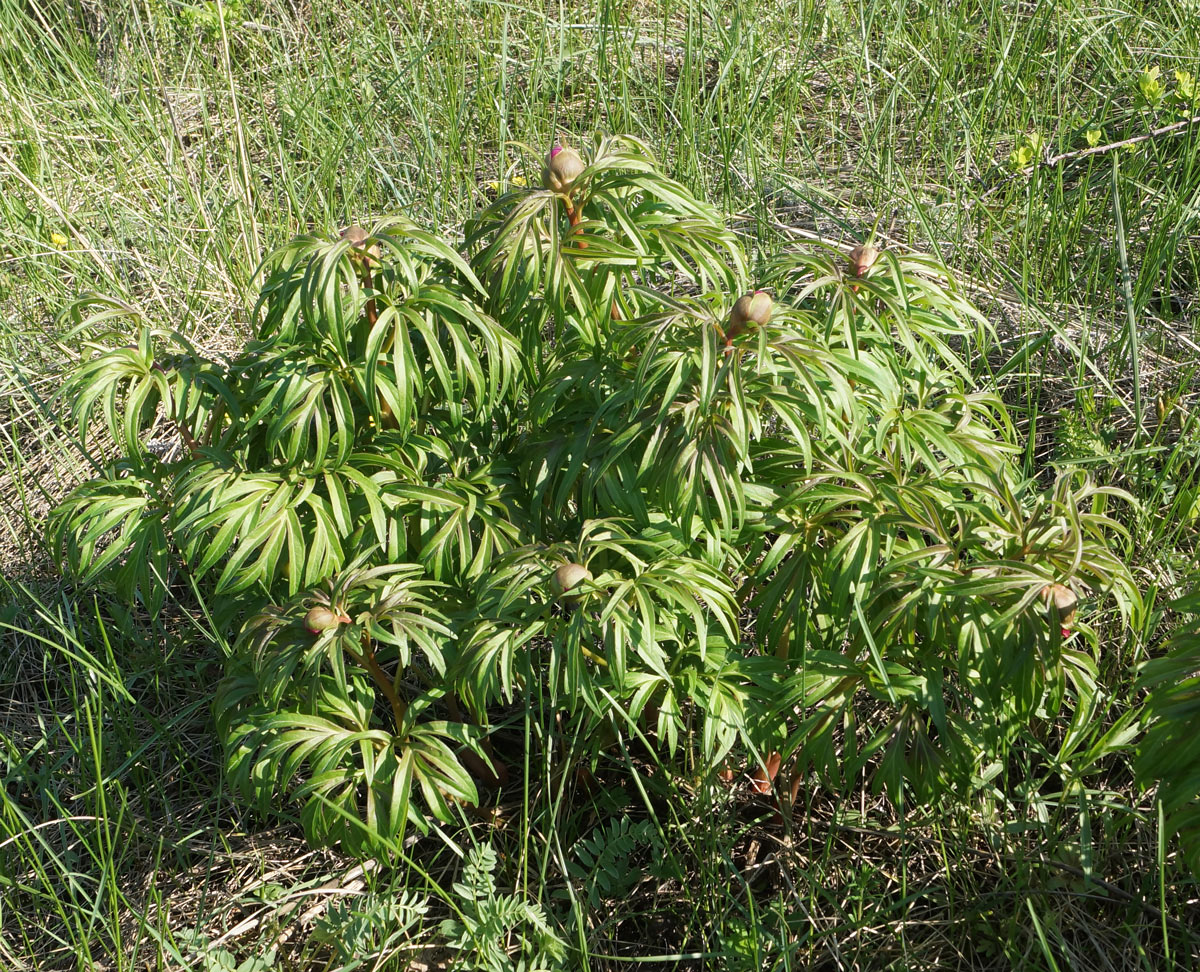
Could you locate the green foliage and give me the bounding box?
[439,844,568,972]
[1175,70,1198,110]
[178,933,276,972]
[1135,63,1199,116]
[1136,594,1200,872]
[214,560,480,852]
[179,0,245,38]
[50,135,1142,855]
[10,0,1200,961]
[310,890,429,965]
[1003,61,1200,169]
[1009,131,1045,168]
[566,815,667,911]
[1137,66,1167,108]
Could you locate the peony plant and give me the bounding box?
[50,135,1140,853]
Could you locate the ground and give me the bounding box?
[1,1,1198,969]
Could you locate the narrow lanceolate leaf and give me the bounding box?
[49,463,172,616]
[63,330,172,455]
[170,464,353,594]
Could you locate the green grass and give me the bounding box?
[2,0,1199,968]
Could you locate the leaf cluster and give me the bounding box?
[1136,595,1200,872]
[50,134,1143,854]
[439,844,568,972]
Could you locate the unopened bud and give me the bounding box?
[729,290,773,335]
[1041,583,1078,633]
[542,146,586,194]
[340,225,380,266]
[305,605,350,634]
[549,562,592,602]
[848,244,879,277]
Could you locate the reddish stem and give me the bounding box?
[749,751,782,795]
[176,420,202,459]
[345,636,406,731]
[566,200,588,249]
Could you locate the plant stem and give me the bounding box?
[345,637,406,731]
[153,365,203,459]
[176,420,202,459]
[566,198,588,249]
[200,399,225,448]
[362,263,378,330]
[162,382,201,458]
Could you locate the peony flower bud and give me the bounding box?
[549,562,592,602]
[848,244,879,278]
[725,290,773,345]
[1041,583,1078,636]
[340,225,380,266]
[305,605,351,634]
[542,145,586,195]
[729,290,773,330]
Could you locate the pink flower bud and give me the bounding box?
[542,146,585,194]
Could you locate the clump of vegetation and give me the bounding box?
[49,136,1151,860]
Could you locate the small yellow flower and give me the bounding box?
[50,232,69,249]
[485,175,528,193]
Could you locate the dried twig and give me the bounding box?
[1018,112,1200,176]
